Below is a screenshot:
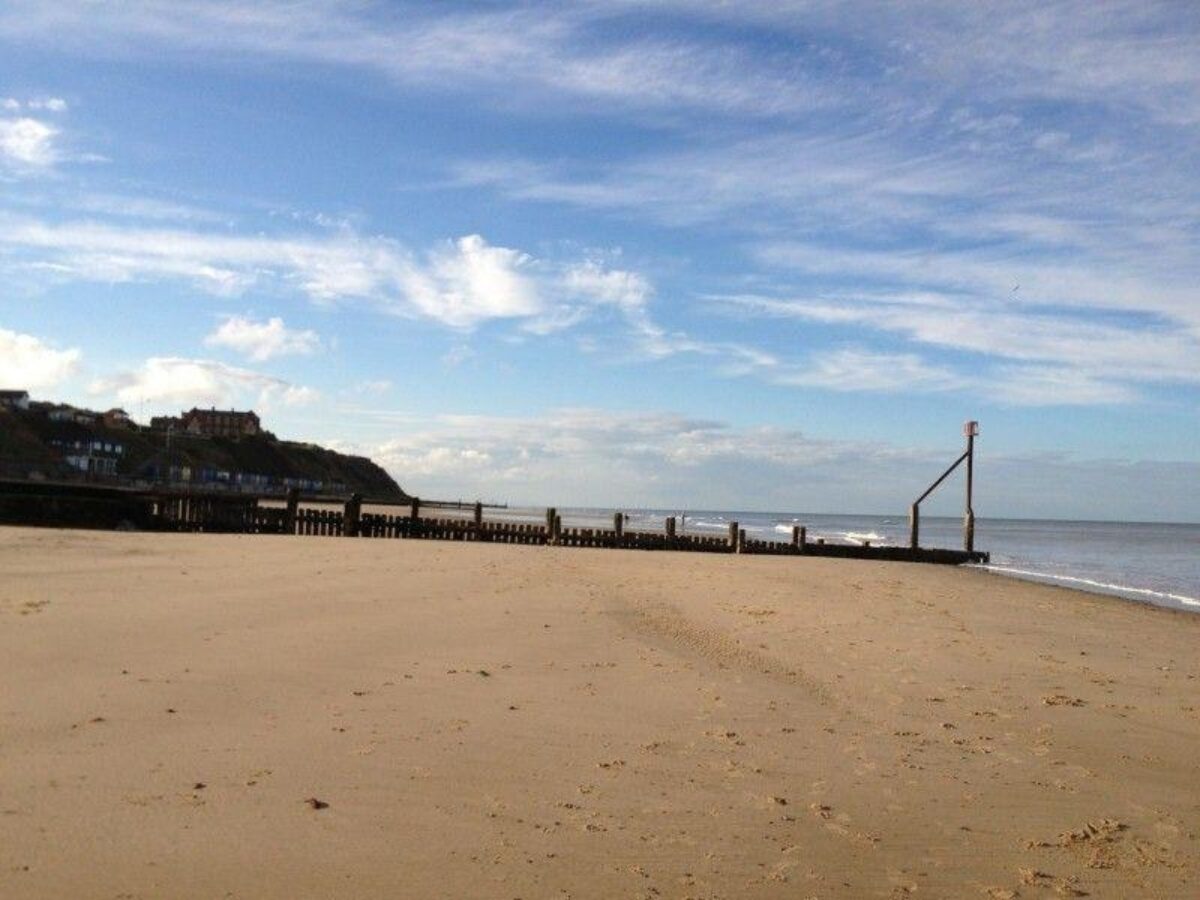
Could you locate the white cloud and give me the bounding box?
[0,327,81,389]
[204,315,320,362]
[354,407,868,505]
[331,404,1200,520]
[400,234,540,328]
[89,357,318,411]
[523,258,656,336]
[0,117,58,168]
[279,384,320,407]
[563,260,651,311]
[0,215,680,344]
[0,3,1194,413]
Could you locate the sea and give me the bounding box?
[491,506,1200,614]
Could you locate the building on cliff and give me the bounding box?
[180,407,261,439]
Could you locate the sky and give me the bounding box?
[1,0,1198,521]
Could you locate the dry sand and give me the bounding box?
[1,526,1197,899]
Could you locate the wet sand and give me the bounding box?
[1,526,1197,899]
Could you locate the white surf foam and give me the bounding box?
[841,531,889,546]
[972,564,1200,609]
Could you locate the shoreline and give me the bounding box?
[2,527,1197,898]
[257,501,1200,612]
[970,562,1200,612]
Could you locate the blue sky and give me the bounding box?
[1,1,1197,520]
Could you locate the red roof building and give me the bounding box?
[181,407,261,438]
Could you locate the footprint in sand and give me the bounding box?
[18,600,51,616]
[1042,694,1087,707]
[1018,868,1088,896]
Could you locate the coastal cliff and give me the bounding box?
[0,402,406,499]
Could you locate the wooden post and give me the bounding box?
[791,525,800,548]
[284,487,299,535]
[799,526,807,553]
[546,507,556,534]
[738,528,747,554]
[410,497,421,521]
[552,514,562,545]
[909,502,920,550]
[613,512,624,543]
[344,493,362,537]
[473,501,483,528]
[665,516,676,541]
[964,422,977,553]
[728,521,739,551]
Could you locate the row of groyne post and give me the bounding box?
[0,419,991,567]
[147,490,987,565]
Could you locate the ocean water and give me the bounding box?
[492,506,1200,613]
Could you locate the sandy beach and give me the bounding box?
[1,526,1197,899]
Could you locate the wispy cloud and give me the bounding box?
[204,315,320,362]
[347,379,393,396]
[6,208,1176,406]
[23,97,68,113]
[0,2,831,120]
[0,214,667,336]
[6,2,1199,127]
[2,1,1197,418]
[716,292,1200,391]
[771,348,958,394]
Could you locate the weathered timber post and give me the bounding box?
[410,497,420,520]
[344,493,362,537]
[473,501,483,528]
[798,526,807,553]
[964,420,978,554]
[613,512,624,543]
[909,421,979,553]
[728,521,739,552]
[546,507,556,536]
[738,528,747,554]
[284,487,300,535]
[665,516,676,542]
[552,514,562,545]
[791,525,801,548]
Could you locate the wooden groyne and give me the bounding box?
[177,493,989,565]
[0,480,989,566]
